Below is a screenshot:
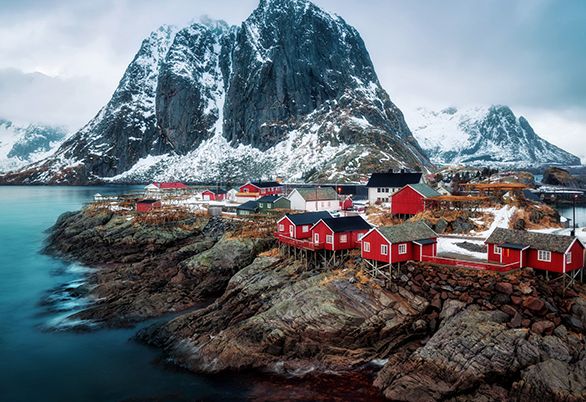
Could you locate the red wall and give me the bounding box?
[391,242,414,263]
[136,201,161,213]
[240,183,283,196]
[311,221,367,251]
[341,198,353,210]
[202,190,224,201]
[391,186,425,216]
[414,242,437,261]
[361,230,391,263]
[566,240,585,272]
[277,217,312,239]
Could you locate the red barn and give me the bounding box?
[202,189,226,201]
[391,183,440,217]
[361,221,437,264]
[136,199,162,213]
[486,228,585,273]
[277,211,332,240]
[311,216,372,251]
[239,181,284,199]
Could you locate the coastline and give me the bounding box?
[41,205,586,400]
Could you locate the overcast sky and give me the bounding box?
[0,0,585,160]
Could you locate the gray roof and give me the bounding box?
[377,221,437,243]
[486,228,578,254]
[407,183,441,198]
[294,187,338,201]
[237,201,259,211]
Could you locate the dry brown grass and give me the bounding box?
[259,247,280,257]
[225,214,277,239]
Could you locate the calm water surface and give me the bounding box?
[0,186,252,402]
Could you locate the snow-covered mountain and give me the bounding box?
[0,118,68,172]
[407,105,580,168]
[1,0,430,185]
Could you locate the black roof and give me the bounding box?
[138,199,159,204]
[250,181,282,188]
[366,172,422,188]
[523,190,540,202]
[285,211,332,225]
[319,216,372,233]
[414,238,436,245]
[502,242,527,250]
[237,201,259,211]
[257,195,281,203]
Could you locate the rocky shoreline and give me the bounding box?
[44,209,586,401]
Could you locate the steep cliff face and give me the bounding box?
[408,105,580,168]
[1,0,430,184]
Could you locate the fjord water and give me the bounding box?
[0,186,250,402]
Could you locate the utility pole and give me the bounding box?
[571,194,577,237]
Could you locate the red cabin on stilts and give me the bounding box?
[361,221,438,265]
[311,216,371,251]
[276,211,332,240]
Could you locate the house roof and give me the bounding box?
[406,183,441,198]
[204,188,227,194]
[237,201,260,211]
[486,228,578,254]
[366,172,422,188]
[248,181,282,188]
[523,190,541,202]
[294,187,338,201]
[285,211,332,225]
[377,221,437,243]
[257,195,282,203]
[319,216,372,233]
[155,182,189,189]
[138,199,160,204]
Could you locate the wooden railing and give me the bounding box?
[421,255,519,272]
[274,233,324,251]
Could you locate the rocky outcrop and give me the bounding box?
[43,209,273,326]
[543,167,581,188]
[138,259,429,374]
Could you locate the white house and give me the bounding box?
[288,187,340,211]
[366,171,422,204]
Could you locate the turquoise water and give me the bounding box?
[0,186,250,402]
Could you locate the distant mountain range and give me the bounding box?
[407,105,580,168]
[0,0,429,185]
[0,118,68,173]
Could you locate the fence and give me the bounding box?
[421,255,519,273]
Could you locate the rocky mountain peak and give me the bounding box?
[0,0,430,184]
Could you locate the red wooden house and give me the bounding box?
[341,196,353,211]
[202,189,226,201]
[277,211,332,240]
[239,181,284,199]
[361,221,438,265]
[136,199,162,213]
[486,228,585,273]
[391,183,440,217]
[311,216,372,251]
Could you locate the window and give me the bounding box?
[267,204,272,209]
[302,225,309,233]
[494,245,502,255]
[278,224,284,232]
[381,244,388,255]
[326,235,333,244]
[314,233,319,243]
[398,244,407,254]
[364,242,370,252]
[566,253,572,264]
[340,234,348,243]
[538,250,551,262]
[357,233,365,241]
[377,188,381,193]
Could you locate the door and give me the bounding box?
[289,225,294,238]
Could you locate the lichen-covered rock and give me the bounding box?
[139,259,428,374]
